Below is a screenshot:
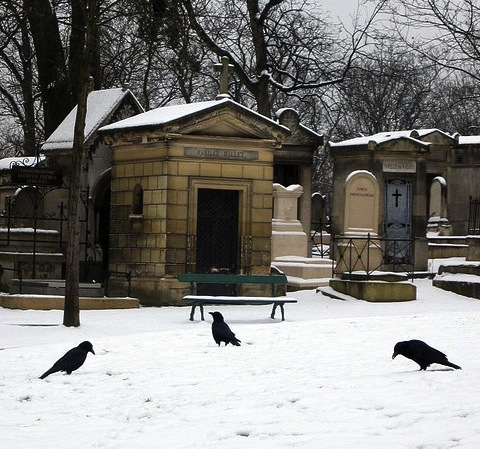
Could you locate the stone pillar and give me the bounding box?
[428,176,451,235]
[271,183,308,259]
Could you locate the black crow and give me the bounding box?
[209,311,241,346]
[392,339,461,371]
[39,341,95,379]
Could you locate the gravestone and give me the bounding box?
[311,192,327,232]
[344,170,379,235]
[428,176,451,235]
[336,170,382,273]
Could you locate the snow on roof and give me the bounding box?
[99,97,289,133]
[458,135,480,145]
[0,155,45,170]
[42,88,143,151]
[328,129,440,148]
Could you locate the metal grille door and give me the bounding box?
[384,178,412,263]
[196,189,239,294]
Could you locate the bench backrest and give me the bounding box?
[177,273,287,285]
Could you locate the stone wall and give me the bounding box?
[108,133,278,305]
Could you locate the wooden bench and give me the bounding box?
[177,273,297,321]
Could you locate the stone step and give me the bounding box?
[9,279,104,297]
[329,278,416,302]
[0,293,139,310]
[433,272,480,299]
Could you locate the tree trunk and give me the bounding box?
[245,0,273,118]
[20,17,36,156]
[63,0,98,327]
[24,0,74,138]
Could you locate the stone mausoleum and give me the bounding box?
[99,97,321,305]
[328,128,480,274]
[328,131,431,273]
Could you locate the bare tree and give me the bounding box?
[0,1,39,155]
[180,0,387,118]
[426,75,480,135]
[330,41,440,140]
[384,0,480,82]
[63,0,99,327]
[23,0,76,137]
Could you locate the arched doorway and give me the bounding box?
[91,170,111,280]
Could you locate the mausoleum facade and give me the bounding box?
[328,129,480,273]
[100,98,320,305]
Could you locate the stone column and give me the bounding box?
[271,183,307,259]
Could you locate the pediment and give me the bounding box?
[416,130,457,146]
[174,109,287,140]
[100,98,290,142]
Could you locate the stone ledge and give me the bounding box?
[286,276,331,291]
[433,277,480,299]
[329,278,416,302]
[341,271,409,282]
[0,294,139,310]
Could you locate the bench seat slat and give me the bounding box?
[183,295,297,305]
[178,273,287,284]
[182,295,297,321]
[178,273,294,321]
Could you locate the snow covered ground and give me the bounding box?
[2,261,480,448]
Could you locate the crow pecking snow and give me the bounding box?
[392,339,461,371]
[39,341,95,379]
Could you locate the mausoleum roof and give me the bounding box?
[328,129,441,149]
[457,135,480,146]
[328,128,466,148]
[0,155,45,170]
[99,97,290,136]
[42,87,143,152]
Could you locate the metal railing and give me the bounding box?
[468,196,480,235]
[331,233,415,280]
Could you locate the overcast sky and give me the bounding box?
[321,0,368,23]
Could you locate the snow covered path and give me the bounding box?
[1,278,480,448]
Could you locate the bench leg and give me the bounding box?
[200,304,205,321]
[189,304,196,321]
[271,303,278,319]
[271,302,286,321]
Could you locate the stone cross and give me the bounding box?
[214,56,234,97]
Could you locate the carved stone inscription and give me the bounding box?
[344,171,379,235]
[184,147,259,161]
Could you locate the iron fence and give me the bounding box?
[331,233,415,279]
[0,188,98,281]
[468,196,480,235]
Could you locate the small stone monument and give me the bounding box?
[336,170,382,273]
[344,170,379,236]
[271,184,333,288]
[311,192,327,232]
[428,176,451,236]
[271,183,307,259]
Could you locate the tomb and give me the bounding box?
[270,183,332,289]
[99,97,321,305]
[2,57,322,306]
[328,131,431,275]
[326,132,433,301]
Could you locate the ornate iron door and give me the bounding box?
[196,189,239,294]
[384,179,412,263]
